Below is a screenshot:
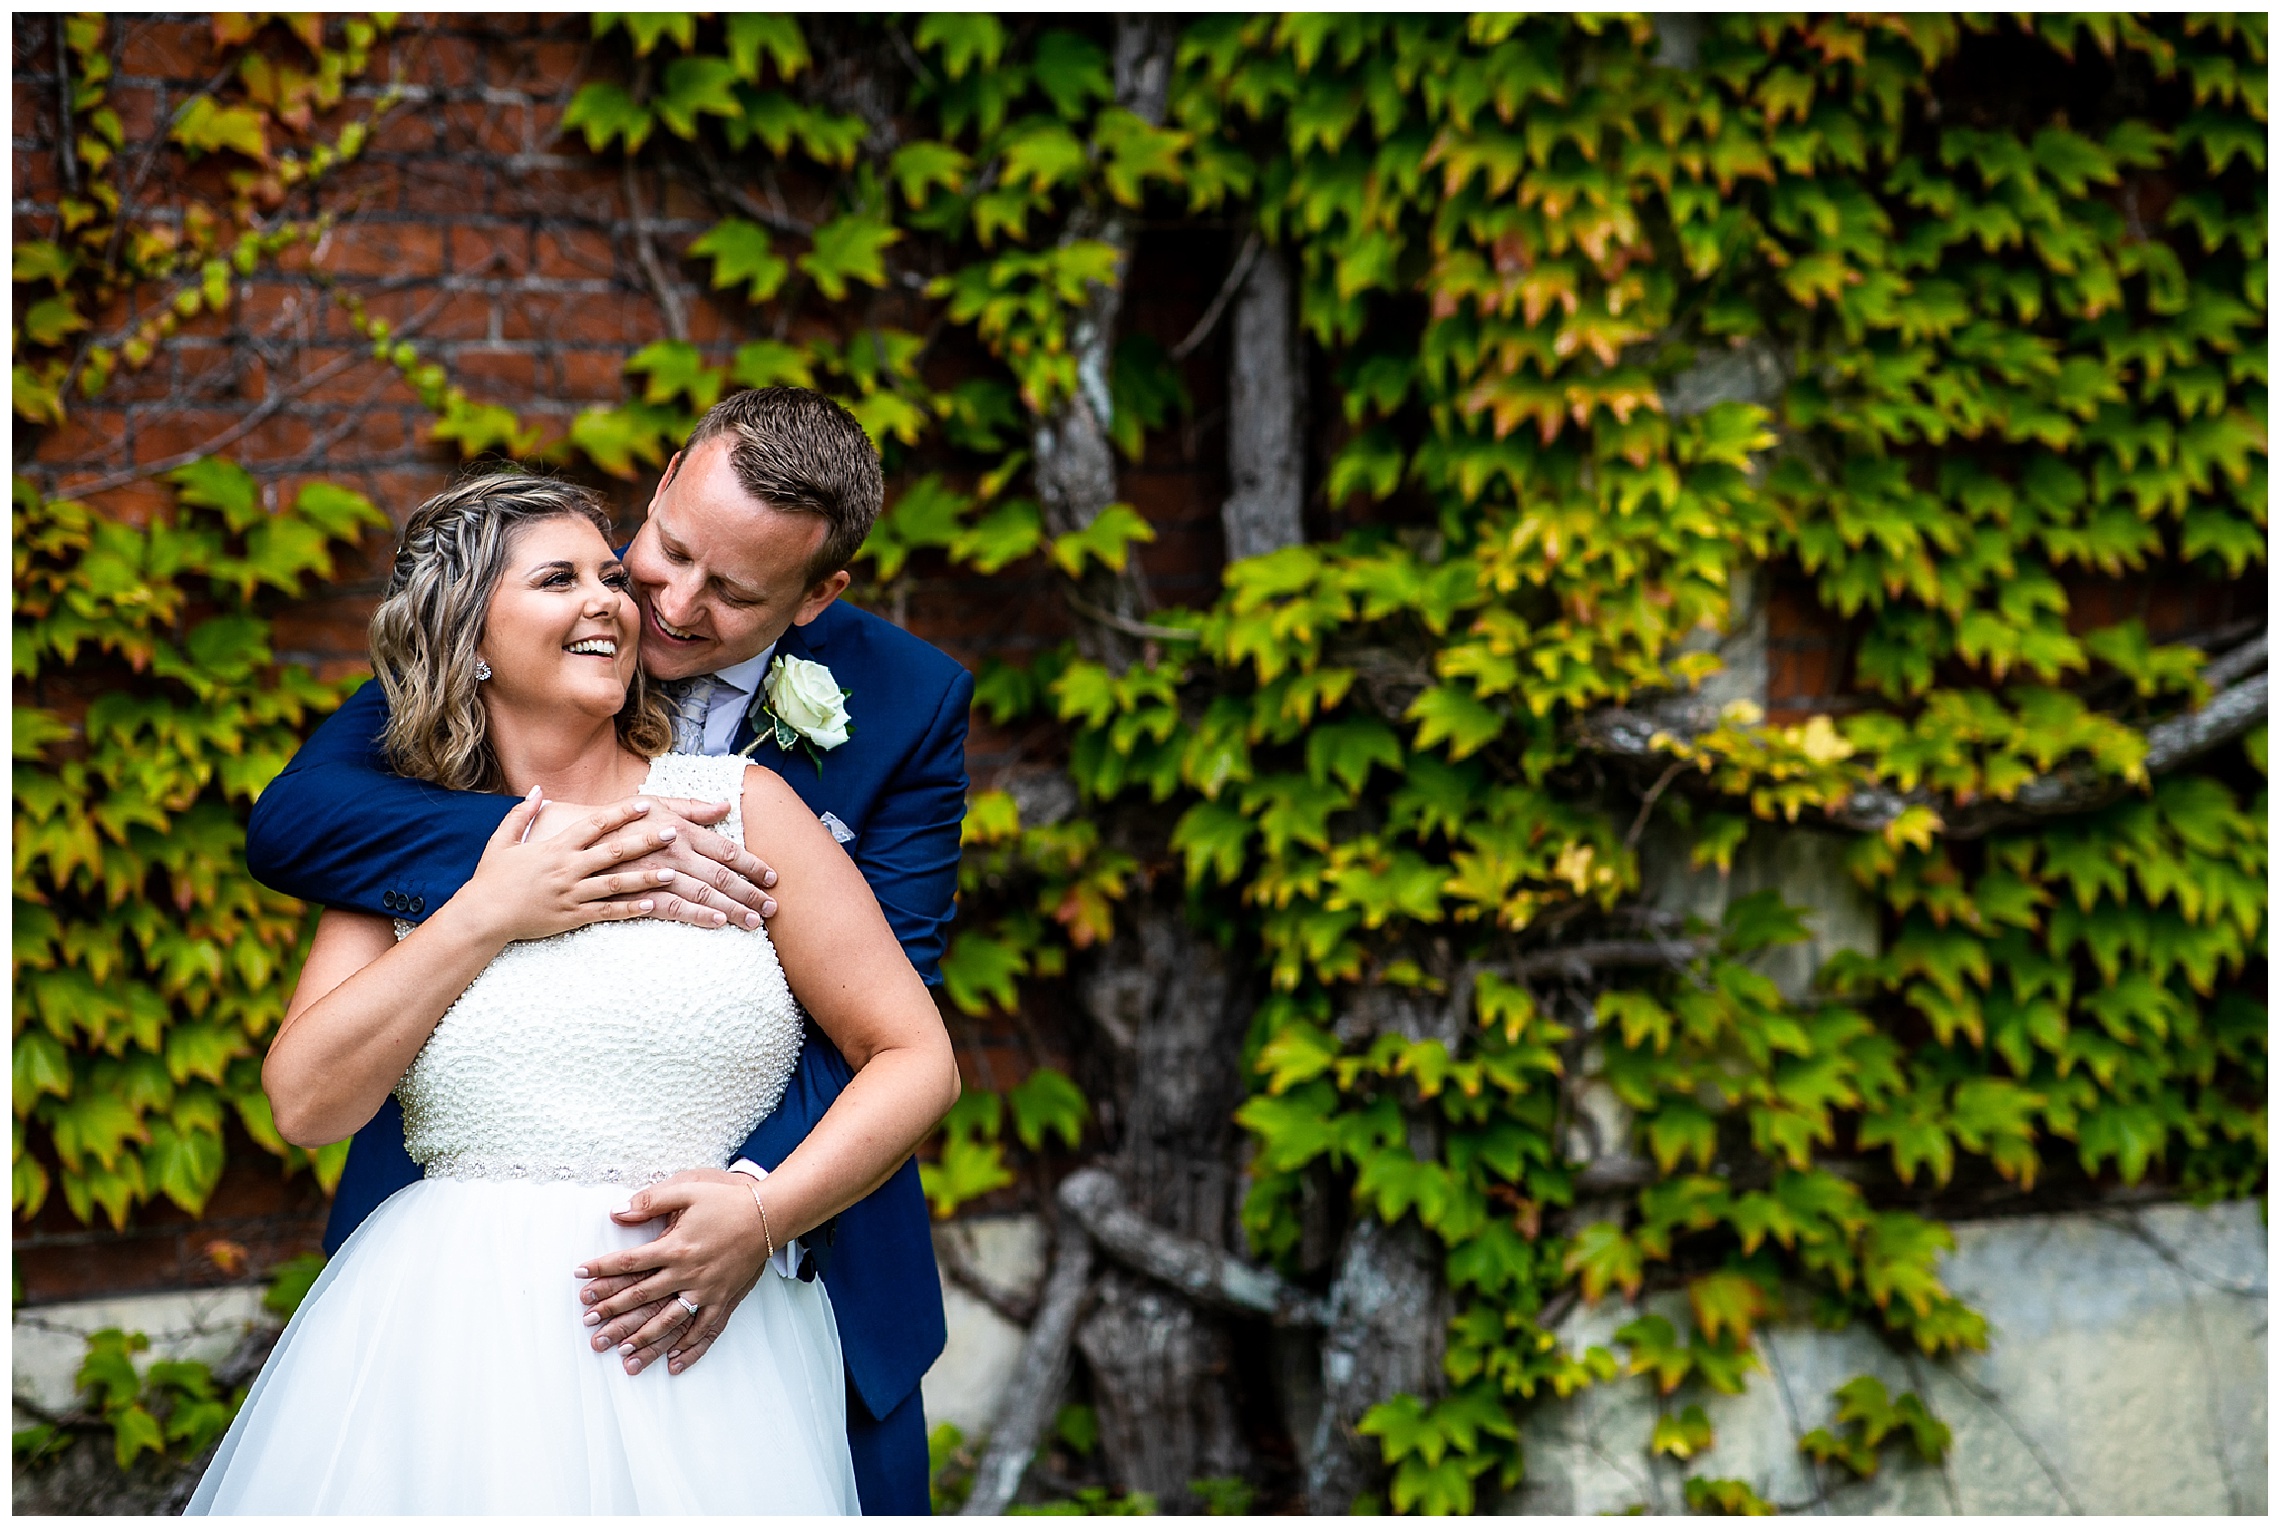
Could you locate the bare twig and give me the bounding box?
[1579,631,2270,840]
[52,280,465,501]
[935,1225,1040,1327]
[623,158,688,342]
[55,20,78,195]
[1624,760,1687,850]
[1169,228,1262,362]
[1063,589,1197,643]
[1057,1166,1327,1327]
[961,1230,1095,1516]
[1503,938,1712,985]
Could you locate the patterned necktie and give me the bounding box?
[663,674,721,754]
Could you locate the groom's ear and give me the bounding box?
[791,569,852,627]
[651,452,685,500]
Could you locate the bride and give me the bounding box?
[188,473,959,1513]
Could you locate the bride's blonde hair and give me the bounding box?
[369,472,672,792]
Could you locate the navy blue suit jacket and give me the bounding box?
[244,599,969,1423]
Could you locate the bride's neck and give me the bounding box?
[484,706,641,800]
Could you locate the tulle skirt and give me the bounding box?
[185,1176,858,1514]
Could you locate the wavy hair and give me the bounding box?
[368,472,672,792]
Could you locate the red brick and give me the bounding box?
[273,601,381,656]
[14,81,51,138]
[99,83,157,149]
[133,406,251,466]
[117,19,212,80]
[682,296,743,345]
[34,406,129,469]
[439,97,529,158]
[351,288,493,343]
[400,160,494,214]
[450,222,528,277]
[411,30,485,90]
[501,289,649,344]
[493,161,620,221]
[368,108,438,155]
[553,346,633,400]
[91,353,181,404]
[237,413,321,462]
[235,280,325,342]
[492,37,584,90]
[335,160,405,214]
[316,219,447,280]
[455,346,539,395]
[15,149,62,202]
[526,100,569,149]
[533,224,616,281]
[75,481,173,528]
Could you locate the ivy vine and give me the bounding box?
[13,11,2264,1510]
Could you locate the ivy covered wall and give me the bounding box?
[13,12,2265,1512]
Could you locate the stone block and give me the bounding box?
[922,1214,1047,1438]
[1500,1200,2267,1515]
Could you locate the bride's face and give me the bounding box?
[476,516,642,721]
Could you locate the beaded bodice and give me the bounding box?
[394,753,801,1186]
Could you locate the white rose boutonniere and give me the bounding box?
[746,654,853,768]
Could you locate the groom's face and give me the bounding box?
[622,436,850,683]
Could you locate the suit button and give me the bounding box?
[382,891,399,911]
[409,895,425,914]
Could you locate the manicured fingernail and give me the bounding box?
[760,900,776,919]
[762,871,778,888]
[584,1311,600,1326]
[574,1266,590,1277]
[638,900,654,912]
[655,869,674,883]
[612,1201,634,1216]
[656,828,676,843]
[620,1341,636,1356]
[632,799,650,811]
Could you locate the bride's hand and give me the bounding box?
[574,1169,773,1376]
[443,788,684,945]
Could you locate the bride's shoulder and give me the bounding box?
[735,763,830,855]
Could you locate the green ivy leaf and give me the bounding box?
[688,219,790,304]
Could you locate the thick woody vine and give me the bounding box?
[13,12,2266,1509]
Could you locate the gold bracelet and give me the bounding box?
[745,1178,776,1263]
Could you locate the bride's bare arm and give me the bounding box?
[264,790,668,1147]
[572,767,959,1374]
[718,766,960,1235]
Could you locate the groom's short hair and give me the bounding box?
[681,386,883,584]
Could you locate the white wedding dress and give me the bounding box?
[188,754,858,1515]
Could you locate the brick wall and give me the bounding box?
[13,15,1238,1297]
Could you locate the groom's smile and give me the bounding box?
[623,436,850,684]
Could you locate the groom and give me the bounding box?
[243,386,970,1514]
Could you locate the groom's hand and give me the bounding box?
[584,796,778,931]
[574,1169,771,1376]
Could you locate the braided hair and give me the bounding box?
[368,472,672,792]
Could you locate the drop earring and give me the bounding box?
[475,659,492,681]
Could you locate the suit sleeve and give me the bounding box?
[849,664,973,986]
[244,680,517,921]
